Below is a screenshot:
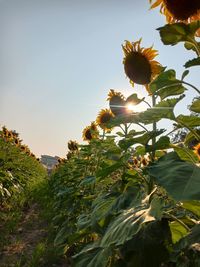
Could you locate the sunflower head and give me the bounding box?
[150,0,200,22]
[14,139,20,146]
[107,89,127,116]
[96,109,114,132]
[82,122,99,142]
[68,140,79,151]
[122,39,162,94]
[193,143,200,160]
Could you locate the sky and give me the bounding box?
[0,0,199,157]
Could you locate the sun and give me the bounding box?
[126,103,135,112]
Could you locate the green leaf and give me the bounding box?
[100,197,163,248]
[139,95,185,124]
[173,146,199,164]
[146,136,170,152]
[182,200,200,218]
[118,129,165,150]
[80,176,96,186]
[169,221,189,244]
[157,21,200,46]
[181,70,189,80]
[150,69,186,100]
[73,244,112,267]
[126,93,145,105]
[96,161,123,179]
[176,115,200,128]
[190,99,200,113]
[147,152,200,201]
[184,57,200,68]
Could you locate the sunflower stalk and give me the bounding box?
[152,93,157,160]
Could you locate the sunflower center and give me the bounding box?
[109,95,126,116]
[85,129,92,140]
[124,52,152,85]
[100,113,112,124]
[164,0,200,20]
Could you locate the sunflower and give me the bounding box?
[82,122,99,142]
[122,39,162,94]
[96,109,114,132]
[193,143,200,160]
[149,0,200,35]
[107,89,127,116]
[68,140,78,151]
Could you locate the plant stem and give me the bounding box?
[143,99,152,108]
[136,123,149,132]
[152,94,157,159]
[181,81,200,95]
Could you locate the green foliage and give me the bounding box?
[147,152,200,201]
[49,19,200,267]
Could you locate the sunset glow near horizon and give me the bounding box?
[0,0,199,157]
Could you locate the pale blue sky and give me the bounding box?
[0,0,199,157]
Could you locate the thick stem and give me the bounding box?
[152,94,157,159]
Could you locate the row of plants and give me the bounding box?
[0,126,46,206]
[51,2,200,266]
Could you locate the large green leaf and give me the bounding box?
[169,221,189,244]
[100,197,163,248]
[176,115,200,128]
[73,243,112,267]
[150,69,185,100]
[139,95,185,124]
[118,129,165,150]
[147,152,200,201]
[184,57,200,68]
[157,21,200,46]
[190,99,200,113]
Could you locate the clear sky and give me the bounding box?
[0,0,199,157]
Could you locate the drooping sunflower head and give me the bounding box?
[122,39,162,94]
[149,0,200,23]
[96,109,114,132]
[82,122,99,142]
[193,143,200,160]
[107,89,127,116]
[68,140,79,151]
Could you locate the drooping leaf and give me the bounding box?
[157,21,200,46]
[150,69,186,100]
[176,115,200,128]
[73,243,112,267]
[190,99,200,113]
[100,197,163,248]
[147,152,200,201]
[169,221,189,244]
[184,57,200,68]
[118,129,165,150]
[139,95,185,124]
[126,93,145,105]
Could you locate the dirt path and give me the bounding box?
[0,203,48,267]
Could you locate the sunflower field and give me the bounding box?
[49,2,200,267]
[1,1,200,267]
[0,126,47,249]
